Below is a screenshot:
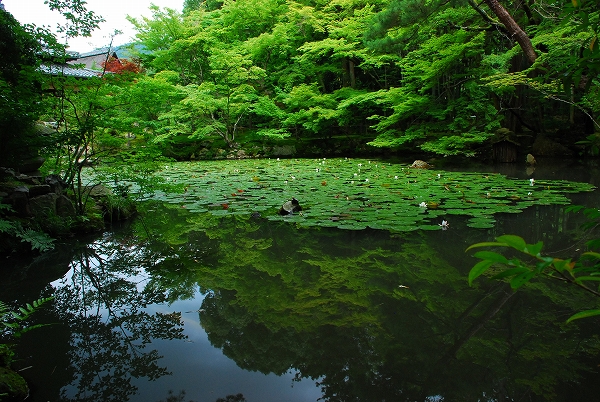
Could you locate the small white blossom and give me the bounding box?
[419,202,428,208]
[439,220,449,230]
[530,178,535,186]
[365,178,369,182]
[528,192,533,196]
[354,173,358,177]
[358,163,362,167]
[394,176,399,180]
[437,174,441,179]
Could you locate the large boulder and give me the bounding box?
[6,186,30,216]
[532,134,572,156]
[29,193,58,219]
[272,145,296,156]
[56,195,76,217]
[28,184,51,198]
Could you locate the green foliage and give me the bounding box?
[0,202,55,253]
[467,206,600,323]
[1,297,53,368]
[16,228,55,252]
[0,9,46,166]
[120,0,600,157]
[0,298,53,339]
[576,133,600,155]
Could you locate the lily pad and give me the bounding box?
[128,158,595,233]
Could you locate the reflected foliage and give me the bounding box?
[135,203,600,401]
[14,230,188,402]
[6,193,600,401]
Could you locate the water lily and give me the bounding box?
[419,202,427,208]
[530,178,535,186]
[528,192,533,196]
[439,220,449,229]
[394,176,398,179]
[437,174,441,179]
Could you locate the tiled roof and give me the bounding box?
[77,48,116,58]
[39,64,104,78]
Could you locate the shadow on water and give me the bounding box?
[2,158,600,401]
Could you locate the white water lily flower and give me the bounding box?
[439,220,449,229]
[437,174,441,178]
[530,178,535,186]
[419,202,427,208]
[365,178,369,182]
[354,173,358,177]
[528,192,532,196]
[394,176,398,179]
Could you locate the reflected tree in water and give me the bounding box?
[141,209,600,401]
[48,230,187,402]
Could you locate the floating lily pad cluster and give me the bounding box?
[143,158,595,231]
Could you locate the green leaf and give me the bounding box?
[566,309,600,323]
[465,242,505,252]
[574,276,600,283]
[582,252,600,260]
[473,251,509,264]
[552,259,574,272]
[491,266,529,280]
[525,241,544,256]
[468,260,494,286]
[496,235,527,252]
[509,271,535,289]
[534,258,554,273]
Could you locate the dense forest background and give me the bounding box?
[1,0,600,166]
[119,0,600,160]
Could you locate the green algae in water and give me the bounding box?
[144,158,595,232]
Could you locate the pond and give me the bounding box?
[2,157,600,402]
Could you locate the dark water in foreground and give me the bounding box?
[3,158,600,402]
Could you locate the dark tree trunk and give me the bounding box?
[483,0,537,64]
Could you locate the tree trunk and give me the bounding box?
[482,0,537,64]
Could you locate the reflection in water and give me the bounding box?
[8,232,187,402]
[3,161,600,401]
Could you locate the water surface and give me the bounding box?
[3,158,600,402]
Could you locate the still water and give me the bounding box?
[3,158,600,402]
